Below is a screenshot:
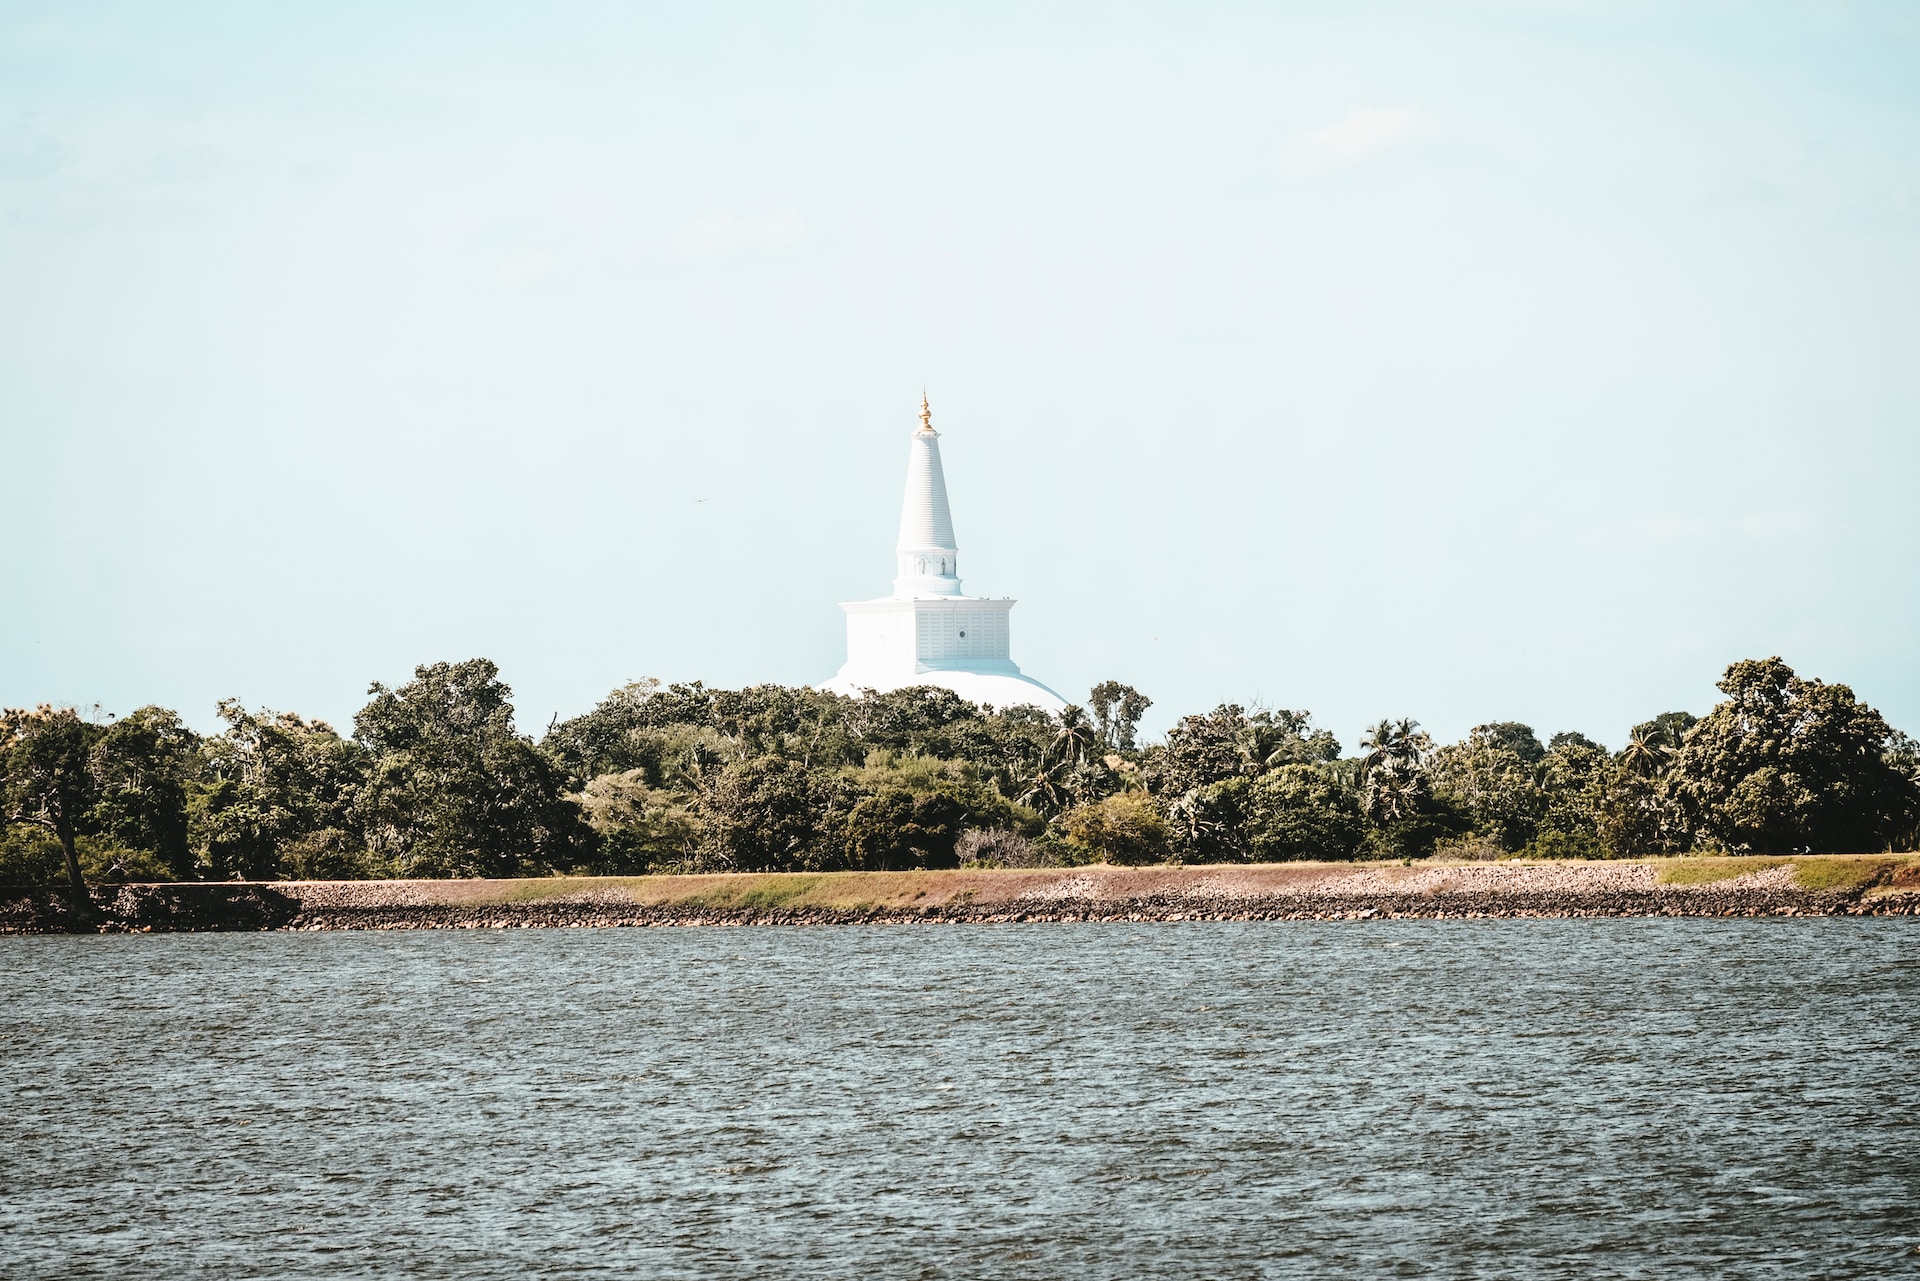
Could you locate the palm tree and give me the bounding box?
[1359,718,1431,823]
[1364,770,1424,823]
[1619,730,1670,779]
[1017,762,1068,815]
[1064,759,1109,808]
[1360,718,1428,774]
[1047,705,1098,770]
[1165,789,1219,855]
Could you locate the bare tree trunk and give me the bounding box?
[57,818,92,924]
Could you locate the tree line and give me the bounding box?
[5,656,1917,903]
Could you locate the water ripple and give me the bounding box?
[1,920,1916,1278]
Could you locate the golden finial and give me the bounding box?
[919,389,933,433]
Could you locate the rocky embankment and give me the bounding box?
[4,858,1917,934]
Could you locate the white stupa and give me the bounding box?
[821,395,1067,713]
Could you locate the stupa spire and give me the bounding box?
[821,391,1066,713]
[893,391,960,597]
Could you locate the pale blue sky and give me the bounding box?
[3,1,1917,747]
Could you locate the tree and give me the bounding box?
[1595,714,1696,856]
[1596,769,1688,858]
[848,685,1001,765]
[1141,704,1345,862]
[1088,681,1152,751]
[1013,706,1109,819]
[541,678,665,782]
[1666,658,1918,853]
[1061,758,1113,807]
[1148,704,1255,798]
[574,769,702,872]
[1355,718,1470,858]
[1243,764,1366,861]
[840,754,1023,870]
[1047,705,1100,770]
[1428,723,1547,851]
[844,787,970,870]
[1164,776,1251,863]
[1549,731,1605,753]
[1620,712,1695,779]
[1242,709,1341,771]
[1888,732,1920,852]
[353,659,592,878]
[1016,760,1069,816]
[695,757,852,872]
[1531,733,1610,855]
[1473,722,1546,763]
[544,677,1057,800]
[89,706,201,879]
[0,706,104,912]
[193,701,370,880]
[1358,718,1433,822]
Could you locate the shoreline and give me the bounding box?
[4,856,1917,934]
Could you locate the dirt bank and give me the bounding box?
[4,856,1917,934]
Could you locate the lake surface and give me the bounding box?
[3,920,1916,1279]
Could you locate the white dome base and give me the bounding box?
[820,668,1068,715]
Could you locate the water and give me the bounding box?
[2,921,1916,1279]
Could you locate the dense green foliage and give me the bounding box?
[354,660,591,878]
[3,656,1915,887]
[1667,658,1918,854]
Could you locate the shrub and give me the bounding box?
[1429,834,1506,863]
[282,828,384,881]
[0,828,65,886]
[957,828,1048,868]
[78,838,175,883]
[1523,830,1606,861]
[1054,793,1171,866]
[1364,797,1474,861]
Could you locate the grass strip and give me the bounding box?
[365,856,1920,910]
[1792,856,1902,893]
[1655,854,1913,892]
[1656,857,1788,886]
